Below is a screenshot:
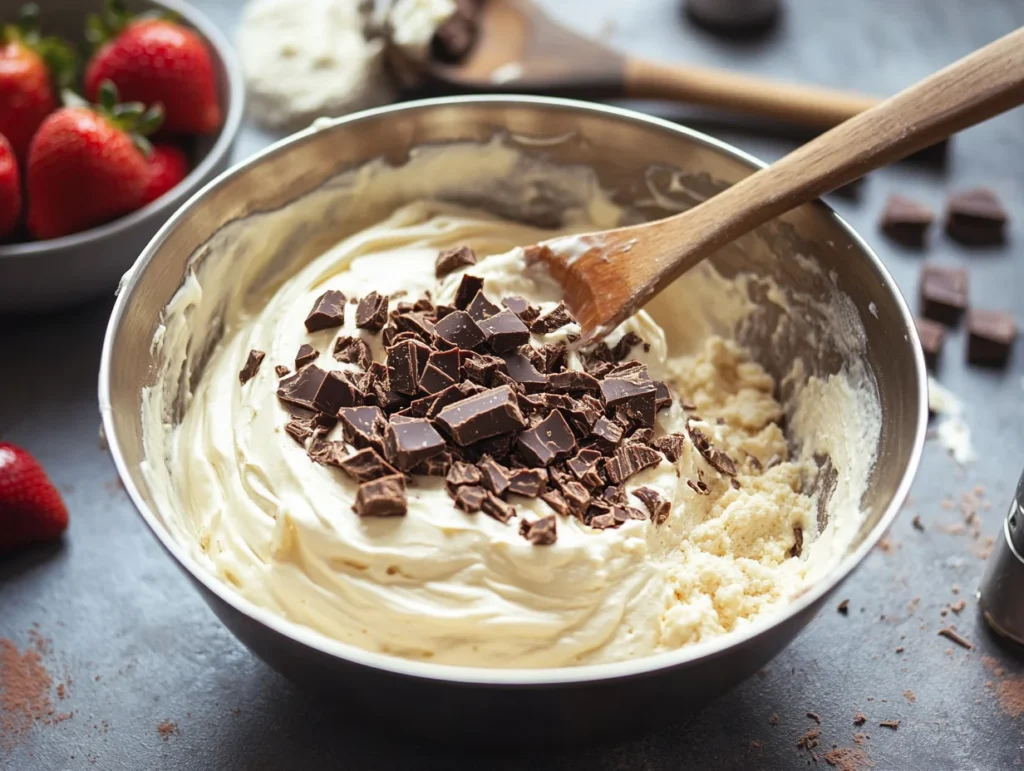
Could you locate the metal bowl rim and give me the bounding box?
[0,0,245,260]
[99,94,928,686]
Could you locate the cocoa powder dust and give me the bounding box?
[0,637,54,751]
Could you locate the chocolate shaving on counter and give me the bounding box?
[938,626,973,649]
[337,448,400,482]
[966,309,1017,367]
[353,474,407,516]
[436,245,477,277]
[304,290,347,332]
[356,291,389,332]
[295,344,318,369]
[239,349,265,384]
[520,515,557,545]
[274,365,291,378]
[919,264,968,326]
[384,417,446,471]
[633,486,670,524]
[502,296,540,324]
[880,194,934,247]
[530,302,574,334]
[945,187,1008,245]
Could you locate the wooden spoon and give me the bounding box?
[394,0,878,130]
[528,26,1024,340]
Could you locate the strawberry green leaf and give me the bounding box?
[6,4,79,91]
[61,89,89,108]
[98,79,119,111]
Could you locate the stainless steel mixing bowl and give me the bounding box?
[99,96,927,744]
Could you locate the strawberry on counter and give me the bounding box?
[0,134,20,240]
[84,0,221,135]
[0,442,68,552]
[26,80,163,239]
[0,3,77,160]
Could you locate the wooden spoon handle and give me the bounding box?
[624,57,879,129]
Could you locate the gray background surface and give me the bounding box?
[3,0,1024,768]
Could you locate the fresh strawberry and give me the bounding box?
[141,142,188,204]
[0,442,68,552]
[27,81,163,239]
[0,4,77,159]
[0,134,20,239]
[84,0,221,135]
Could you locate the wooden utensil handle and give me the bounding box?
[624,58,879,129]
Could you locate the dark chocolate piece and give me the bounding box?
[466,433,513,463]
[463,351,503,385]
[434,310,485,350]
[687,425,738,476]
[410,451,452,477]
[422,383,468,419]
[394,312,436,344]
[355,291,388,332]
[453,485,487,513]
[478,455,512,497]
[915,317,946,370]
[478,309,531,353]
[501,353,548,393]
[384,416,446,471]
[294,344,318,370]
[481,492,516,523]
[517,411,576,467]
[446,460,483,490]
[566,448,604,489]
[284,418,314,445]
[274,365,291,378]
[919,264,968,325]
[313,370,361,414]
[588,511,622,531]
[337,448,399,482]
[239,349,265,384]
[277,365,328,410]
[435,385,527,445]
[966,308,1017,366]
[386,340,422,396]
[419,363,457,395]
[519,515,557,545]
[600,375,657,429]
[338,406,387,452]
[304,290,347,332]
[428,348,462,381]
[654,381,672,412]
[945,188,1008,245]
[453,274,484,310]
[466,290,501,322]
[333,337,372,369]
[548,370,600,394]
[543,342,568,373]
[307,436,345,466]
[508,469,547,498]
[591,416,625,453]
[561,395,603,438]
[610,332,645,362]
[352,474,407,517]
[413,296,435,313]
[436,245,477,277]
[687,478,711,495]
[879,194,934,247]
[530,301,575,334]
[651,433,685,462]
[502,296,540,324]
[541,489,570,515]
[604,443,662,484]
[431,2,478,63]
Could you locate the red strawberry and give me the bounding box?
[0,134,21,239]
[141,143,188,204]
[27,81,163,239]
[0,4,77,159]
[0,442,68,552]
[84,0,221,135]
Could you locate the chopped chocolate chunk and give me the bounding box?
[416,383,465,419]
[274,364,291,378]
[558,478,591,517]
[435,385,527,445]
[561,395,604,438]
[611,331,645,361]
[589,512,621,530]
[295,343,318,369]
[501,353,549,393]
[277,365,329,410]
[466,433,513,463]
[338,406,387,452]
[436,245,477,277]
[602,485,626,505]
[604,443,662,485]
[543,342,568,373]
[600,375,657,428]
[353,474,407,516]
[687,478,710,495]
[540,489,570,515]
[453,484,487,513]
[790,526,803,557]
[446,460,483,490]
[428,348,462,381]
[337,447,399,482]
[410,451,452,476]
[453,274,484,310]
[502,296,540,324]
[633,486,670,524]
[530,301,575,334]
[521,344,546,371]
[386,340,422,396]
[508,468,547,497]
[466,290,501,322]
[312,370,361,414]
[413,296,435,313]
[517,411,577,467]
[478,309,531,353]
[284,418,314,445]
[520,515,557,545]
[434,304,456,320]
[478,455,512,497]
[920,264,968,325]
[687,425,738,476]
[880,194,934,247]
[651,433,685,462]
[307,436,345,466]
[548,370,600,394]
[591,416,625,453]
[304,290,347,332]
[567,448,604,489]
[916,317,946,370]
[938,626,973,650]
[355,291,388,332]
[333,337,372,369]
[239,349,265,384]
[966,308,1017,366]
[419,363,457,394]
[481,491,516,523]
[462,351,502,385]
[434,310,485,350]
[617,505,648,522]
[630,427,655,445]
[654,382,672,412]
[394,312,436,344]
[945,188,1008,245]
[384,416,446,471]
[584,342,615,369]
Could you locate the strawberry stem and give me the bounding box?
[85,0,176,49]
[65,81,165,157]
[4,4,78,90]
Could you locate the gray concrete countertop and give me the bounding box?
[3,1,1024,768]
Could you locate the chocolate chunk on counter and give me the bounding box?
[520,515,557,545]
[304,290,347,332]
[945,188,1008,245]
[453,484,487,513]
[277,365,328,409]
[481,492,516,523]
[353,474,407,517]
[478,309,531,353]
[633,486,670,524]
[530,301,575,334]
[501,353,549,393]
[478,455,512,497]
[453,274,484,310]
[434,310,485,350]
[651,433,686,462]
[436,385,527,445]
[338,406,387,452]
[604,443,662,485]
[919,265,968,325]
[915,317,946,370]
[313,370,362,414]
[880,194,934,247]
[548,370,600,394]
[502,296,540,324]
[592,416,625,453]
[384,416,446,471]
[966,308,1017,366]
[466,290,501,322]
[355,291,388,332]
[386,340,423,396]
[239,349,265,384]
[508,468,547,497]
[517,411,577,466]
[600,374,657,428]
[436,245,477,278]
[295,344,318,369]
[337,448,399,482]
